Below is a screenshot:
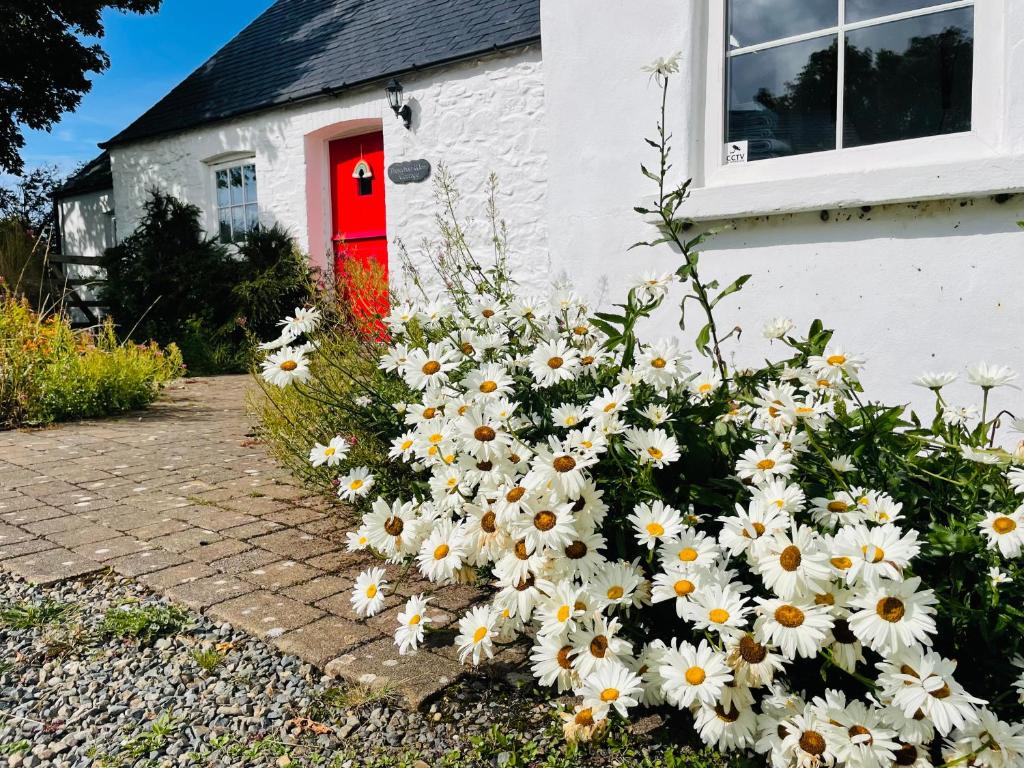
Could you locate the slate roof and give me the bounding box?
[102,0,541,148]
[53,152,113,199]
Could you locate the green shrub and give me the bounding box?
[101,193,312,375]
[0,218,52,307]
[100,191,241,374]
[0,291,182,429]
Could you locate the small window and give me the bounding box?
[215,162,258,243]
[725,1,973,162]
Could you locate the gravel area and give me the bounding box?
[0,574,697,768]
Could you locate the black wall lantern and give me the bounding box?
[385,78,413,129]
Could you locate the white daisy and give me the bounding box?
[455,605,498,665]
[659,639,732,709]
[578,662,644,719]
[351,567,387,617]
[847,576,937,654]
[628,500,685,550]
[337,467,374,501]
[394,594,431,655]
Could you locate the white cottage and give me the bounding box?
[55,0,1024,409]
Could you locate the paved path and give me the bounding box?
[0,376,490,706]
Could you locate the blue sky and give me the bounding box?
[15,0,276,178]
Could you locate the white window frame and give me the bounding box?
[688,0,1013,219]
[206,153,259,244]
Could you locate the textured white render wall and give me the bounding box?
[540,0,1024,411]
[108,46,548,285]
[59,190,114,258]
[58,190,114,305]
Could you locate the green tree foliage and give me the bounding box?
[0,1,162,176]
[0,165,64,233]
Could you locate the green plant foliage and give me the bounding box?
[0,598,76,629]
[0,291,182,428]
[0,218,53,304]
[100,193,312,375]
[99,602,189,644]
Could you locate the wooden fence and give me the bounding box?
[47,254,106,327]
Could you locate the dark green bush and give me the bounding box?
[101,192,312,375]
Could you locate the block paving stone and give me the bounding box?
[0,376,491,707]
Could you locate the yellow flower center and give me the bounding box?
[756,459,776,470]
[600,687,620,702]
[651,357,667,369]
[422,407,437,419]
[774,604,805,628]
[400,440,413,450]
[827,500,849,513]
[472,626,488,643]
[547,356,564,369]
[606,586,624,600]
[709,608,730,624]
[422,360,441,375]
[678,547,698,562]
[779,545,802,572]
[553,456,577,473]
[862,545,885,563]
[409,614,421,625]
[365,584,377,599]
[534,511,557,531]
[698,383,713,393]
[429,433,443,444]
[280,360,298,372]
[324,447,336,456]
[830,556,852,570]
[674,579,695,597]
[647,447,664,460]
[685,666,706,685]
[603,402,617,413]
[349,479,364,490]
[480,381,498,393]
[876,597,906,623]
[646,522,665,537]
[993,516,1017,534]
[827,354,847,366]
[556,605,571,622]
[433,544,450,560]
[473,426,496,442]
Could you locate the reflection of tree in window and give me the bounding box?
[843,25,972,148]
[750,42,839,158]
[727,9,973,160]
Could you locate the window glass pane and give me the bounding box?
[231,207,245,242]
[215,170,230,208]
[847,0,953,24]
[728,0,837,50]
[727,35,838,160]
[218,209,232,243]
[242,165,257,204]
[245,204,259,232]
[229,166,244,205]
[843,8,972,148]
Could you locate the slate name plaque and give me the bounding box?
[388,159,432,184]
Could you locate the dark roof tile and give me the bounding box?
[103,0,539,148]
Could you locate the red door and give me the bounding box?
[329,132,388,328]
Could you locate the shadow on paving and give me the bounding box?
[0,376,512,707]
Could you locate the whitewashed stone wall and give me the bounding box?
[57,189,114,309]
[540,0,1024,412]
[108,45,549,288]
[59,190,114,258]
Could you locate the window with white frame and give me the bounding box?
[214,162,258,243]
[725,1,974,163]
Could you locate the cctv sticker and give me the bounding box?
[725,140,748,164]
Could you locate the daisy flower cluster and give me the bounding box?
[258,272,1024,767]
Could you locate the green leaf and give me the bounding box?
[711,274,752,308]
[695,323,711,355]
